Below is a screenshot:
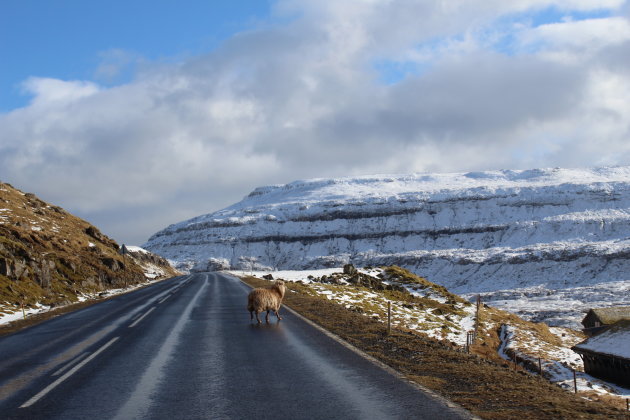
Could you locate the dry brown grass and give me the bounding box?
[241,275,630,420]
[0,182,177,314]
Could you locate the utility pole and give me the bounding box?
[474,294,481,340]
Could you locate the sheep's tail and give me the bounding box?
[247,293,256,312]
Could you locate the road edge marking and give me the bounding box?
[51,352,90,377]
[20,336,120,408]
[158,294,172,304]
[129,307,156,328]
[233,274,480,420]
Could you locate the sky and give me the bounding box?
[1,0,630,246]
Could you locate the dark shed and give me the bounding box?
[572,320,630,388]
[581,306,630,336]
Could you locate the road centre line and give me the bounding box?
[20,337,120,408]
[112,277,208,420]
[128,307,156,328]
[51,352,89,377]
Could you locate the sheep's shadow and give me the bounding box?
[248,319,283,329]
[247,319,286,341]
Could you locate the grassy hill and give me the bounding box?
[0,181,178,317]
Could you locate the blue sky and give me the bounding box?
[1,0,273,111]
[2,1,613,109]
[1,0,629,245]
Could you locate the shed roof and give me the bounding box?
[573,320,630,360]
[584,306,630,325]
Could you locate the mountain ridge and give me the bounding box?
[143,166,630,298]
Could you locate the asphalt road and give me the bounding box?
[0,272,472,419]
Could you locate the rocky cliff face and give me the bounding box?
[0,182,177,310]
[124,246,180,280]
[144,167,630,294]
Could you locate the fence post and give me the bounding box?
[475,295,481,335]
[466,331,475,353]
[513,353,517,370]
[21,300,26,320]
[387,302,391,335]
[573,369,577,393]
[538,357,542,376]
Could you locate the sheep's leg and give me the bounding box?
[266,310,271,323]
[275,308,282,321]
[255,311,262,324]
[249,310,254,321]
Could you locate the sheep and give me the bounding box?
[247,280,286,324]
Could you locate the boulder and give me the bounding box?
[101,257,121,271]
[343,264,357,275]
[35,259,55,288]
[13,260,28,279]
[0,258,11,276]
[85,226,105,241]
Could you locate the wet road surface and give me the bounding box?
[0,272,472,419]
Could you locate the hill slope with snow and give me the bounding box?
[144,167,630,307]
[0,181,178,315]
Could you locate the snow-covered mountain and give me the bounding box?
[144,167,630,300]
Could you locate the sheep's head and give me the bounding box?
[274,280,286,298]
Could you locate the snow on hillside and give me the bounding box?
[498,324,630,398]
[574,322,630,359]
[124,245,179,280]
[144,166,630,326]
[232,267,477,346]
[463,280,630,329]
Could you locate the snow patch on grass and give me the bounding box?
[498,323,630,399]
[0,278,166,327]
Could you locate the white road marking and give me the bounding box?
[51,352,89,377]
[113,275,209,420]
[20,337,120,408]
[128,307,155,328]
[2,277,192,404]
[158,294,171,304]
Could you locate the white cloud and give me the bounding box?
[519,17,630,62]
[21,77,100,106]
[1,0,630,244]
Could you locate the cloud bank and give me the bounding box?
[1,0,630,244]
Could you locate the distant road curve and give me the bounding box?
[0,272,473,419]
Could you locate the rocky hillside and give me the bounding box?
[144,167,630,295]
[124,245,180,280]
[0,182,178,311]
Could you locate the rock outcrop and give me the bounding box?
[123,246,180,279]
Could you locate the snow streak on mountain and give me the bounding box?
[144,167,630,295]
